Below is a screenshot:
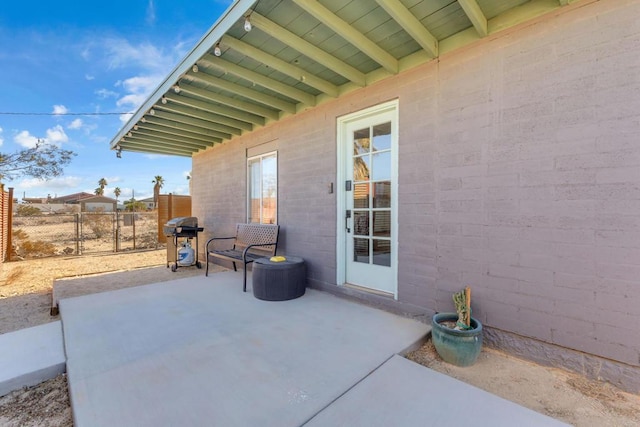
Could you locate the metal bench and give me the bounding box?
[205,223,280,292]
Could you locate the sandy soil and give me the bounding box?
[0,251,638,426]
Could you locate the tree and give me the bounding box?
[95,178,108,196]
[0,139,75,181]
[152,175,164,209]
[114,187,121,201]
[124,198,146,212]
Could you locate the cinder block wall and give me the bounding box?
[193,0,640,391]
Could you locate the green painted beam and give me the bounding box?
[132,128,214,148]
[458,0,488,37]
[177,82,280,120]
[250,12,366,86]
[155,102,251,132]
[124,133,204,152]
[121,138,195,156]
[150,109,239,137]
[222,35,339,97]
[142,116,231,140]
[199,54,315,106]
[137,122,221,145]
[375,0,439,57]
[292,0,399,74]
[165,92,265,126]
[122,145,192,158]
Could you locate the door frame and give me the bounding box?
[336,99,399,299]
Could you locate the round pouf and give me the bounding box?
[252,256,306,301]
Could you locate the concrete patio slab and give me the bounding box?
[0,321,66,396]
[305,355,569,426]
[59,272,429,426]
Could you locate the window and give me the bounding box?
[247,152,277,224]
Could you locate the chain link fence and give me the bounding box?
[11,212,161,260]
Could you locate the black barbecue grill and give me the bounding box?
[164,216,203,271]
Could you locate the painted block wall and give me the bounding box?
[193,0,640,384]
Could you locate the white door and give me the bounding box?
[338,101,398,297]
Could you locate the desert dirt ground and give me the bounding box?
[0,250,639,426]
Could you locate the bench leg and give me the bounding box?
[243,265,247,292]
[205,256,209,276]
[232,261,237,272]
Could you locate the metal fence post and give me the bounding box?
[75,213,80,255]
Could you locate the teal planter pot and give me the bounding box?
[432,312,483,367]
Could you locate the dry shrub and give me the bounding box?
[20,240,57,258]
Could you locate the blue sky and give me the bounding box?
[0,0,233,201]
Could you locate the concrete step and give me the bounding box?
[0,321,66,396]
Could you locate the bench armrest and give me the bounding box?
[242,242,277,262]
[206,236,236,252]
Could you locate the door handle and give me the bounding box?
[345,209,351,233]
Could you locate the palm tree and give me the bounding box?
[96,178,108,196]
[152,175,164,209]
[114,187,121,202]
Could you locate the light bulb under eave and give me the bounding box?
[192,64,199,73]
[244,16,252,32]
[173,85,181,93]
[161,96,168,104]
[214,44,221,57]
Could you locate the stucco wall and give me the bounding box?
[193,0,640,390]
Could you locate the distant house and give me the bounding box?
[139,197,156,211]
[50,192,117,212]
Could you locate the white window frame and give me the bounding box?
[247,151,278,224]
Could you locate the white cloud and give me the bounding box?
[146,0,156,26]
[46,125,69,145]
[19,176,82,190]
[52,105,68,115]
[14,130,40,148]
[95,88,119,99]
[85,74,95,81]
[15,125,69,148]
[0,127,3,146]
[68,119,83,130]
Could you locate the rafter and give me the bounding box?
[125,134,204,152]
[165,92,265,126]
[150,109,239,137]
[177,82,280,120]
[221,35,338,97]
[250,12,366,86]
[132,128,214,149]
[121,138,195,156]
[199,55,315,106]
[155,102,251,132]
[458,0,488,37]
[292,0,399,74]
[123,146,191,158]
[137,122,220,145]
[375,0,438,57]
[143,115,232,140]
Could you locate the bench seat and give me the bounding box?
[205,223,280,292]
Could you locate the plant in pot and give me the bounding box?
[431,286,483,367]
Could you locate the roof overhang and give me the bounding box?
[110,0,586,157]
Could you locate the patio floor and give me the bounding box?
[58,270,568,426]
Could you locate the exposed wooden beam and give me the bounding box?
[458,0,488,37]
[292,0,399,74]
[177,82,280,120]
[122,138,195,156]
[155,102,251,132]
[137,122,221,145]
[126,133,204,152]
[199,55,315,106]
[165,92,265,126]
[221,35,338,97]
[143,115,231,140]
[133,128,213,149]
[123,145,192,158]
[375,0,438,57]
[150,109,239,137]
[250,12,366,86]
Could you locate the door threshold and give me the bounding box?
[343,283,395,298]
